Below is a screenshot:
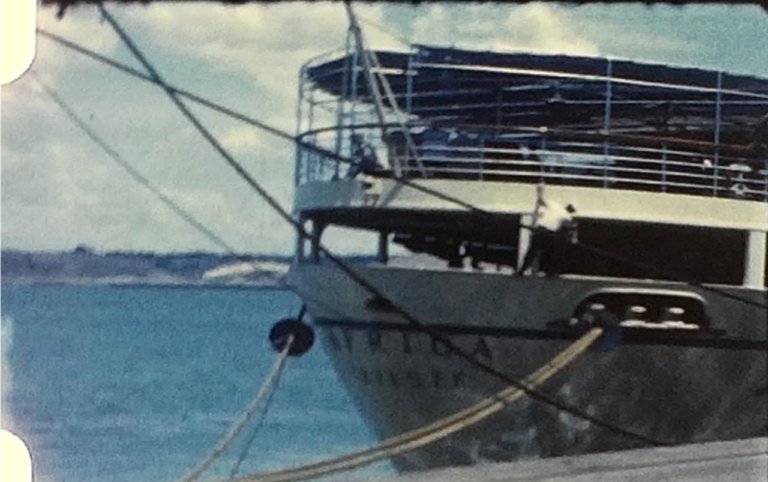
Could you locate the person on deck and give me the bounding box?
[517,184,578,277]
[419,126,451,175]
[347,134,380,178]
[385,129,412,175]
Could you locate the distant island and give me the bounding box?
[1,246,293,289]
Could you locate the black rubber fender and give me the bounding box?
[269,318,315,357]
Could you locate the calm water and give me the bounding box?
[1,284,392,482]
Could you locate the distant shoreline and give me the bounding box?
[1,249,294,290]
[1,249,376,291]
[107,282,293,291]
[1,279,293,291]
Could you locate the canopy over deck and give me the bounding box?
[306,46,768,143]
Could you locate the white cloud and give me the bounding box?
[410,4,598,56]
[496,4,599,55]
[218,125,268,154]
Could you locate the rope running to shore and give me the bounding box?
[36,28,767,311]
[92,3,672,451]
[229,327,604,482]
[177,335,295,482]
[227,364,285,480]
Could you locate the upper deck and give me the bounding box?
[295,45,768,202]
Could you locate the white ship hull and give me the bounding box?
[292,263,767,471]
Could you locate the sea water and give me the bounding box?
[1,284,392,482]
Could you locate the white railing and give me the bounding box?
[295,123,768,202]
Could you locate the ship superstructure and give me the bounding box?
[290,34,768,470]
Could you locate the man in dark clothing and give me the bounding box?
[347,134,380,178]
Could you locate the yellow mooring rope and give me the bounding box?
[178,335,295,482]
[223,327,603,482]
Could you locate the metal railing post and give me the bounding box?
[306,88,317,181]
[539,132,548,185]
[406,49,414,115]
[333,30,354,180]
[294,66,307,186]
[762,160,768,202]
[495,84,503,131]
[479,134,485,181]
[603,58,613,188]
[350,39,360,128]
[661,143,667,192]
[713,71,723,197]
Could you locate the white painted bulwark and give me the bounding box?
[362,438,767,482]
[295,180,768,231]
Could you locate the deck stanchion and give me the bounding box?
[295,66,306,187]
[603,59,613,189]
[406,49,414,115]
[306,88,317,181]
[332,32,353,180]
[713,71,723,196]
[661,143,668,192]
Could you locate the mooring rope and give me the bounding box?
[227,365,285,480]
[226,327,603,482]
[177,335,295,482]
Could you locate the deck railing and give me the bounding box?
[295,123,768,202]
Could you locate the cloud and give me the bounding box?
[496,4,599,55]
[218,125,268,155]
[410,4,598,56]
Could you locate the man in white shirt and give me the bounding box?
[517,184,577,276]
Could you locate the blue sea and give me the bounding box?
[1,284,392,482]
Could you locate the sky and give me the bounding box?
[2,2,767,255]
